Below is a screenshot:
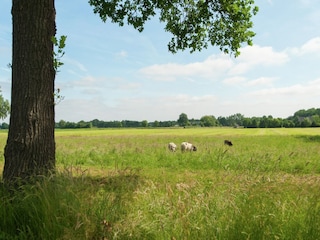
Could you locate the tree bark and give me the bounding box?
[3,0,56,183]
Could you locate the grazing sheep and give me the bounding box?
[168,142,177,152]
[181,142,197,152]
[224,140,233,146]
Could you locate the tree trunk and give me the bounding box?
[3,0,56,183]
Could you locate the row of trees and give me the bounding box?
[180,109,320,128]
[50,108,320,129]
[1,108,316,130]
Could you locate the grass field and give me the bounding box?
[1,128,320,239]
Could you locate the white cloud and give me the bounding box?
[245,77,277,87]
[230,45,289,75]
[138,54,233,81]
[249,78,320,96]
[223,76,247,85]
[56,94,219,122]
[287,37,320,56]
[139,45,290,83]
[116,94,219,120]
[55,98,112,121]
[167,94,217,104]
[139,45,291,84]
[55,75,142,101]
[300,37,320,54]
[70,75,102,88]
[118,82,141,90]
[223,76,277,87]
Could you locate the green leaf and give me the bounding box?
[89,0,258,56]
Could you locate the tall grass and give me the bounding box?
[0,172,86,239]
[128,172,320,240]
[0,168,143,239]
[1,128,320,239]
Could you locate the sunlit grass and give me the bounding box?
[54,128,320,174]
[1,128,320,239]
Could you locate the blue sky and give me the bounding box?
[1,0,320,122]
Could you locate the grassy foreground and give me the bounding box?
[1,128,320,239]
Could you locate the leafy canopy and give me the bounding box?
[51,35,67,73]
[0,88,9,120]
[89,0,258,56]
[177,113,189,126]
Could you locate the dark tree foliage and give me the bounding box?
[177,113,189,127]
[0,88,10,120]
[89,0,258,55]
[200,115,218,127]
[56,108,320,128]
[288,108,320,127]
[54,107,320,129]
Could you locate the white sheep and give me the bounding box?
[168,142,177,152]
[181,142,197,152]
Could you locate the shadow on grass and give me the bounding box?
[296,135,320,143]
[0,167,145,240]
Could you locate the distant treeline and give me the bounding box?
[1,108,319,130]
[52,107,320,129]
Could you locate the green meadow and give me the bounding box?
[1,128,320,239]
